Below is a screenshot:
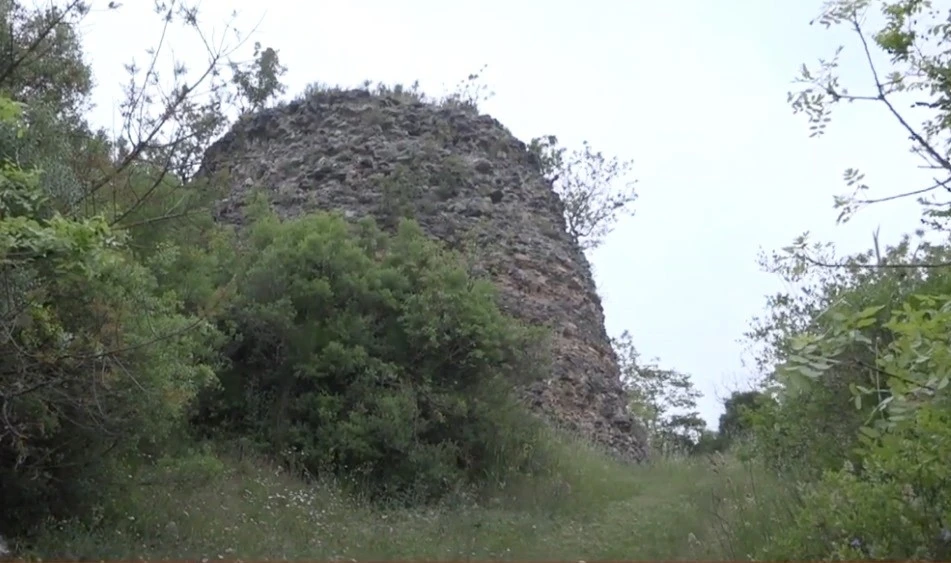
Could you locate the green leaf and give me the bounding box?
[788,335,813,352]
[790,364,823,379]
[856,304,886,319]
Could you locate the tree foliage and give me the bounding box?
[229,41,289,114]
[717,390,769,445]
[788,0,951,229]
[434,65,639,252]
[0,0,94,120]
[190,205,552,501]
[744,0,951,558]
[614,330,707,454]
[529,134,637,251]
[0,93,222,535]
[0,0,302,538]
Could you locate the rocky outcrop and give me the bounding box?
[198,88,649,462]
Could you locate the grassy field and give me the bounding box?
[24,436,798,561]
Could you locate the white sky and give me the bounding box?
[77,0,933,429]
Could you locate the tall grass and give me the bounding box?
[19,434,800,561]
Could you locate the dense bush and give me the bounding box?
[744,233,951,476]
[715,391,767,448]
[191,201,552,502]
[738,0,951,553]
[742,234,951,556]
[0,96,223,534]
[763,401,951,560]
[747,375,867,478]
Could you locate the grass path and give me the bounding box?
[27,445,788,561]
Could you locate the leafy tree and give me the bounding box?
[0,94,223,534]
[0,0,287,537]
[614,330,706,453]
[691,429,726,455]
[659,412,709,453]
[436,65,637,251]
[716,390,769,446]
[0,0,287,226]
[762,400,951,561]
[787,0,951,229]
[229,41,289,114]
[0,0,94,121]
[745,230,951,476]
[529,134,637,251]
[767,0,951,448]
[747,0,951,557]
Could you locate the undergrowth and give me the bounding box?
[19,433,795,561]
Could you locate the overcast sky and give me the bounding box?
[78,0,932,428]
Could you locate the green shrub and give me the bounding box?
[0,95,223,535]
[747,382,865,479]
[764,401,951,560]
[746,236,951,479]
[191,203,552,502]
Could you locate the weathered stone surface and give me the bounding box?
[198,88,649,462]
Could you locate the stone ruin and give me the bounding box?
[197,88,649,462]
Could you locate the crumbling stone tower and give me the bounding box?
[198,88,649,462]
